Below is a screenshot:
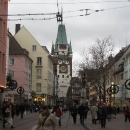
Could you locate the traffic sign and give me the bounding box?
[17,86,24,95]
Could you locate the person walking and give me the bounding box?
[3,104,14,128]
[78,104,86,124]
[2,103,7,126]
[70,104,78,124]
[19,103,25,119]
[107,105,112,121]
[90,103,98,124]
[15,103,19,116]
[32,105,59,130]
[124,106,130,122]
[98,104,107,128]
[55,105,62,126]
[84,103,89,119]
[112,105,117,118]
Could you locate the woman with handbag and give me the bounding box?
[3,104,14,128]
[32,105,59,130]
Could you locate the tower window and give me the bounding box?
[62,75,64,78]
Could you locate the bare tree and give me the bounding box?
[80,36,114,103]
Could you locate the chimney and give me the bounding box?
[15,24,21,34]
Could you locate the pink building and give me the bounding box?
[8,32,33,103]
[0,0,8,89]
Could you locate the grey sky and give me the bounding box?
[8,0,130,68]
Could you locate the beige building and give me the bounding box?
[89,84,97,103]
[14,24,54,105]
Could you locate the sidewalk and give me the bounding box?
[84,111,130,130]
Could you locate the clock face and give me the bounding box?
[60,66,67,72]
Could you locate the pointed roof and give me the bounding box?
[55,24,68,45]
[8,31,33,61]
[68,41,72,53]
[9,31,25,55]
[54,44,58,52]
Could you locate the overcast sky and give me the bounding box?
[8,0,130,74]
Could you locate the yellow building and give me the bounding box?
[14,24,54,105]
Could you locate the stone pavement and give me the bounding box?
[60,111,84,130]
[84,111,130,130]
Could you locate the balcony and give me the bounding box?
[35,63,43,67]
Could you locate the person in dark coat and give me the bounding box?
[117,106,120,113]
[2,103,7,126]
[98,104,107,128]
[70,104,78,124]
[107,105,112,121]
[19,103,25,119]
[112,105,117,118]
[15,104,19,116]
[84,103,89,119]
[78,104,86,124]
[124,106,130,122]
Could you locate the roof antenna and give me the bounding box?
[56,0,63,24]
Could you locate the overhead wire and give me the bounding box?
[1,5,130,21]
[8,1,130,4]
[1,5,130,17]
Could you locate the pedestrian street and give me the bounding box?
[0,111,130,130]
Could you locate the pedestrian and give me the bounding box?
[19,103,25,119]
[32,105,59,130]
[15,103,19,116]
[112,105,117,118]
[2,103,7,125]
[30,103,33,113]
[55,105,62,126]
[117,106,120,114]
[98,104,107,128]
[107,105,112,121]
[3,104,14,128]
[70,104,78,124]
[84,103,89,119]
[51,105,56,114]
[124,106,130,122]
[90,103,98,124]
[78,104,86,124]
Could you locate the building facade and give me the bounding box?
[5,32,33,103]
[0,0,8,101]
[14,24,54,105]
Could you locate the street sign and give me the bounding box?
[31,91,36,97]
[17,86,24,95]
[125,79,130,90]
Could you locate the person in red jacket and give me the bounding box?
[124,106,130,122]
[55,105,62,126]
